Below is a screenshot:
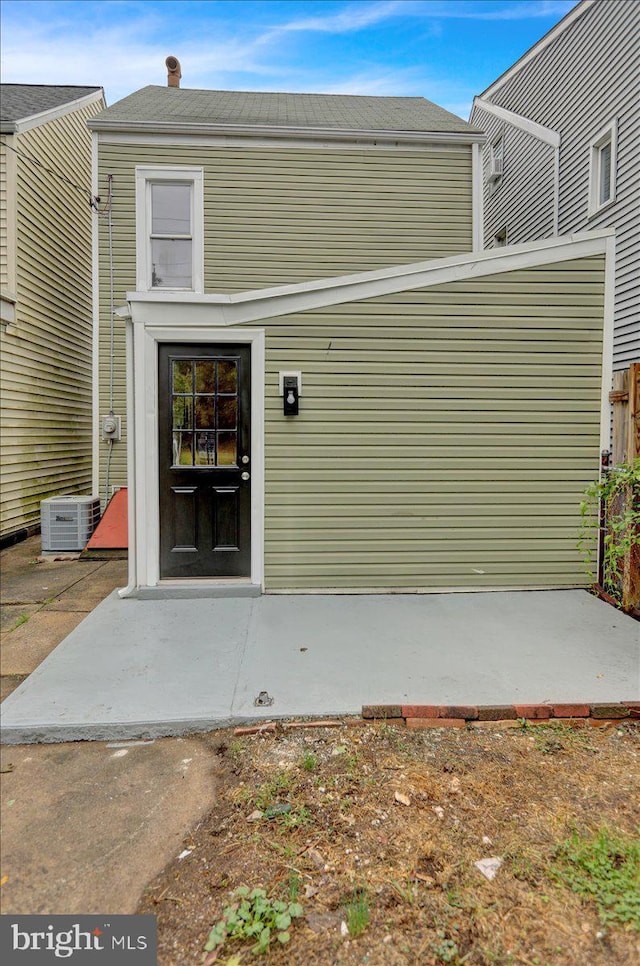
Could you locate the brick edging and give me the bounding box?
[362,702,640,728]
[230,704,639,737]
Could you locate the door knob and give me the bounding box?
[241,471,250,481]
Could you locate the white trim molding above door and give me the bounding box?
[121,320,265,595]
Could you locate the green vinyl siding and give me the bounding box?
[0,100,103,539]
[96,139,473,499]
[248,255,605,590]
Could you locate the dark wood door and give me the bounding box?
[158,343,251,578]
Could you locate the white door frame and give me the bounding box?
[124,318,265,593]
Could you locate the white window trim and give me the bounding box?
[588,120,617,218]
[135,166,204,293]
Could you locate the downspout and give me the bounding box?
[118,309,137,598]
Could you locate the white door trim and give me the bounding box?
[122,321,265,593]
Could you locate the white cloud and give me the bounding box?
[274,1,404,34]
[0,10,294,102]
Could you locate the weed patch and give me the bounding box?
[345,888,370,937]
[203,886,303,959]
[9,612,31,631]
[551,827,640,929]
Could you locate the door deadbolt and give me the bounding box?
[241,455,250,464]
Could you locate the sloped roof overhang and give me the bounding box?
[123,229,613,328]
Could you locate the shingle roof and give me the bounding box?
[0,84,102,131]
[89,85,479,136]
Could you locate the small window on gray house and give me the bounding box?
[150,182,193,288]
[489,137,504,184]
[494,226,508,247]
[589,121,617,216]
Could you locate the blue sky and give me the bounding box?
[1,0,579,118]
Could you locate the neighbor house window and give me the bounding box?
[135,167,203,292]
[488,137,504,185]
[589,121,616,216]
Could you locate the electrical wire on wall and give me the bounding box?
[0,138,97,205]
[93,175,117,508]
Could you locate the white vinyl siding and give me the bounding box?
[245,255,605,591]
[471,0,639,370]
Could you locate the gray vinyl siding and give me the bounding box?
[471,0,639,369]
[0,100,103,538]
[475,113,555,247]
[96,140,473,496]
[244,255,605,591]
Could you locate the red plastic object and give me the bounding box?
[85,488,128,549]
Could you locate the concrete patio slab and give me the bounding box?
[1,589,638,744]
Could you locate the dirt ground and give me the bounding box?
[137,719,639,966]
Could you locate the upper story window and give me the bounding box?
[488,137,504,185]
[135,167,204,292]
[150,183,192,288]
[588,121,616,216]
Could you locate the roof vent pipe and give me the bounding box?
[166,56,181,88]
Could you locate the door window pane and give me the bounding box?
[195,397,215,429]
[173,396,192,430]
[195,432,216,465]
[173,432,193,465]
[217,361,237,393]
[151,238,192,288]
[172,360,192,393]
[217,433,237,466]
[195,361,215,393]
[218,397,237,430]
[151,183,191,235]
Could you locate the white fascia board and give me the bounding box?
[472,98,560,148]
[126,229,613,327]
[479,0,595,99]
[98,130,474,153]
[13,89,105,134]
[90,118,484,145]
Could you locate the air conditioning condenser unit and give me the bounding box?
[41,495,101,552]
